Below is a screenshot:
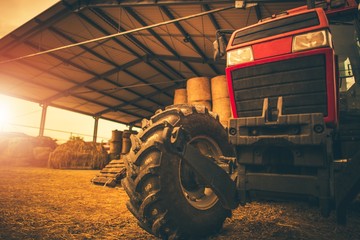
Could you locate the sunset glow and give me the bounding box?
[0,103,11,126]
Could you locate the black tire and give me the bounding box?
[122,104,234,239]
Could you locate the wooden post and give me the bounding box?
[93,116,99,143]
[39,103,48,137]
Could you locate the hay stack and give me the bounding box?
[173,88,187,105]
[0,134,57,167]
[211,75,231,127]
[48,139,108,170]
[187,77,212,110]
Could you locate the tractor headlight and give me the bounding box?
[292,30,330,52]
[227,46,254,66]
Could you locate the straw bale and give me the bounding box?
[48,140,108,170]
[0,133,57,166]
[32,147,53,167]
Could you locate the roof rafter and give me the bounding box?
[203,4,221,30]
[0,6,73,55]
[89,7,187,80]
[124,6,202,76]
[5,51,157,116]
[159,5,220,75]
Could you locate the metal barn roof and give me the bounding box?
[0,0,303,127]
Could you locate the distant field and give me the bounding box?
[0,166,359,240]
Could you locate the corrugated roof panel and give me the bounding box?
[0,61,44,79]
[153,35,199,57]
[8,82,58,101]
[88,79,120,91]
[50,63,95,83]
[90,39,139,66]
[52,96,93,109]
[0,73,29,93]
[38,73,77,90]
[92,95,124,107]
[102,111,140,125]
[127,6,168,25]
[213,8,256,30]
[73,101,109,114]
[72,87,106,99]
[67,52,115,75]
[260,3,303,19]
[55,15,109,41]
[102,7,144,30]
[106,70,143,86]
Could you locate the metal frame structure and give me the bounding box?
[0,0,303,140]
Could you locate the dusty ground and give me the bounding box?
[0,166,359,240]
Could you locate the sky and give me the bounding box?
[0,0,130,143]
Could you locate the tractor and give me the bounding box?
[122,0,360,238]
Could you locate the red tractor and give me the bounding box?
[122,0,360,238]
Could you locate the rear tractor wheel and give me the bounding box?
[122,104,234,239]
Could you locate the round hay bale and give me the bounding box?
[187,77,211,103]
[212,97,231,127]
[173,88,187,104]
[190,100,212,111]
[211,75,229,100]
[33,147,52,167]
[48,140,108,169]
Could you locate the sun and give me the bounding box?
[0,103,11,126]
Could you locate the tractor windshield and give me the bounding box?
[329,12,360,115]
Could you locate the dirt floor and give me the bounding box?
[0,166,359,240]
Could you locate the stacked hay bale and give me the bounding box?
[48,139,108,170]
[211,75,231,127]
[173,88,187,105]
[172,76,232,127]
[186,77,212,110]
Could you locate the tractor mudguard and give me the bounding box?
[163,125,239,210]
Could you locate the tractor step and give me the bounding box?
[91,158,126,188]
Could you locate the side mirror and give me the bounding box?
[213,35,227,60]
[213,30,234,61]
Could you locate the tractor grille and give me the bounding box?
[233,11,319,45]
[230,54,327,118]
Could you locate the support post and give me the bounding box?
[93,116,100,143]
[39,103,48,137]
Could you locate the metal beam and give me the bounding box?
[89,8,187,80]
[149,54,226,65]
[93,116,99,143]
[48,26,173,100]
[124,7,201,76]
[254,4,262,21]
[45,25,172,104]
[96,83,178,116]
[77,0,305,8]
[203,4,222,30]
[0,3,72,55]
[160,5,220,75]
[3,47,158,117]
[39,103,48,137]
[79,0,235,8]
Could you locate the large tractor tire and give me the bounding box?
[122,104,234,239]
